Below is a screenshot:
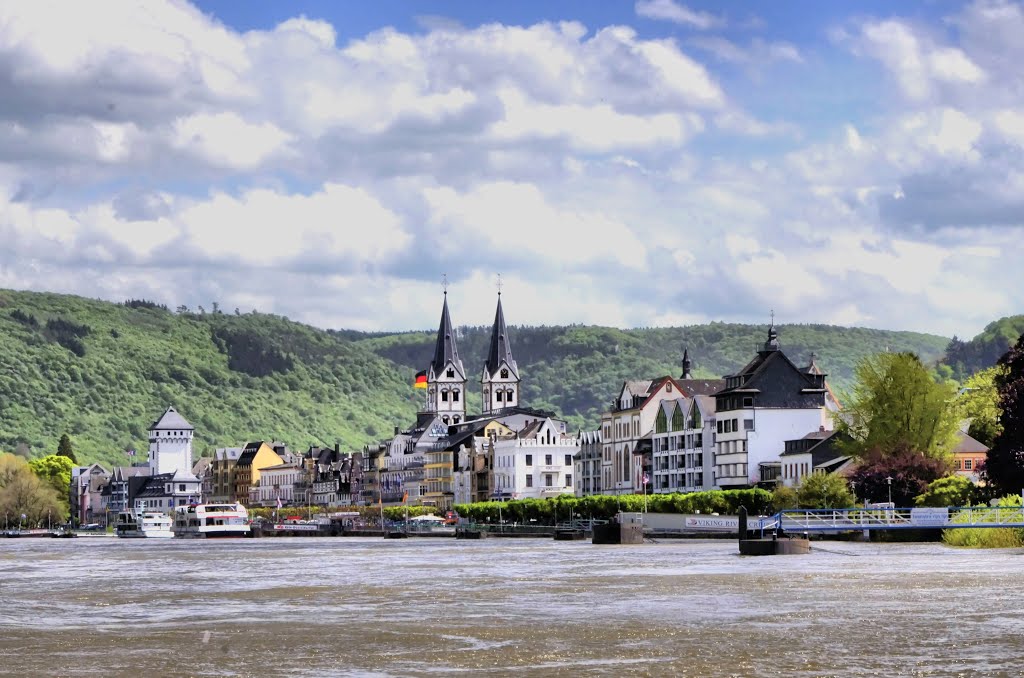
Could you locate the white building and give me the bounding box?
[492,418,577,500]
[147,406,194,475]
[714,324,835,489]
[600,376,686,496]
[256,463,304,507]
[575,430,602,497]
[133,468,201,513]
[650,395,717,494]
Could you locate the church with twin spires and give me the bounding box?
[371,286,575,509]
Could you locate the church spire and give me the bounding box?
[426,280,466,424]
[763,310,780,352]
[681,347,692,379]
[481,278,521,415]
[485,294,518,378]
[430,291,464,378]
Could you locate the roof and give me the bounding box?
[952,431,989,455]
[677,378,727,397]
[149,406,194,431]
[429,293,465,379]
[484,295,518,379]
[236,441,266,467]
[111,466,152,481]
[260,463,301,471]
[171,468,199,482]
[214,447,243,461]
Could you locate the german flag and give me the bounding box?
[414,370,428,388]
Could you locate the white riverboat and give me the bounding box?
[114,510,175,539]
[173,503,251,538]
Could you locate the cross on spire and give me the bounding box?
[497,273,503,296]
[442,273,449,295]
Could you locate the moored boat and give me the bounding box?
[115,510,175,538]
[173,503,251,538]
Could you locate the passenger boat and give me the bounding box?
[114,510,175,538]
[173,503,251,538]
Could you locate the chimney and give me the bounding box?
[334,442,340,455]
[394,426,400,436]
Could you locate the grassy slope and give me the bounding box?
[0,290,421,467]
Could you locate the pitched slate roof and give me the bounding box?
[484,295,518,378]
[430,293,465,379]
[149,406,194,431]
[677,378,727,397]
[236,441,265,467]
[952,431,989,454]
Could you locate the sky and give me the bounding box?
[1,0,1021,338]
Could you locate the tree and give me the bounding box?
[796,472,856,509]
[837,352,960,460]
[980,333,1024,495]
[847,444,950,506]
[28,454,75,498]
[915,475,977,508]
[771,485,799,512]
[0,454,67,525]
[57,434,77,464]
[957,366,1003,447]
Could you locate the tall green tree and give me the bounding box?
[837,352,959,460]
[957,366,1003,447]
[796,472,856,509]
[28,454,74,498]
[980,333,1024,495]
[56,434,77,464]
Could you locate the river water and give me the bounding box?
[1,537,1022,677]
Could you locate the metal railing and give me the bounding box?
[759,506,1024,535]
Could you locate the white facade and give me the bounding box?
[257,464,304,506]
[715,408,831,488]
[600,378,685,496]
[651,397,717,494]
[492,419,578,500]
[134,469,201,513]
[147,407,195,476]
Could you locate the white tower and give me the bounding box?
[147,406,195,475]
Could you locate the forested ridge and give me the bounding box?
[0,288,974,467]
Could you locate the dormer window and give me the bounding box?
[501,368,509,379]
[447,368,454,378]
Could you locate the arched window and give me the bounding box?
[441,390,449,402]
[452,389,459,402]
[453,416,460,424]
[442,416,449,425]
[505,388,514,402]
[501,368,508,379]
[496,391,503,402]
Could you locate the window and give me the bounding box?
[545,454,553,465]
[717,421,723,434]
[545,474,554,487]
[446,368,454,378]
[565,454,572,466]
[744,419,754,431]
[179,484,186,492]
[964,459,973,470]
[565,474,572,487]
[525,474,533,487]
[955,459,962,470]
[526,454,533,466]
[441,390,449,402]
[452,390,459,402]
[501,368,508,378]
[743,397,753,408]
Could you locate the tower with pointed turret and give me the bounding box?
[426,289,466,425]
[481,291,520,415]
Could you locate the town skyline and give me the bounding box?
[1,1,1022,337]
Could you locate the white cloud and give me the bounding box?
[171,113,293,169]
[635,0,722,30]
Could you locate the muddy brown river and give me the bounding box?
[1,537,1021,676]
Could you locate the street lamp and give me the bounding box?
[886,476,893,506]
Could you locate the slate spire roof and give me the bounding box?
[681,347,692,379]
[485,294,518,378]
[764,320,780,352]
[431,292,465,378]
[148,406,193,431]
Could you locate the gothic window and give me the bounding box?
[505,389,514,402]
[453,390,459,402]
[441,390,449,402]
[454,416,460,424]
[442,416,449,425]
[496,391,503,402]
[447,368,454,378]
[501,368,508,379]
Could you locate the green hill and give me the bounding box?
[0,289,951,466]
[941,315,1024,381]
